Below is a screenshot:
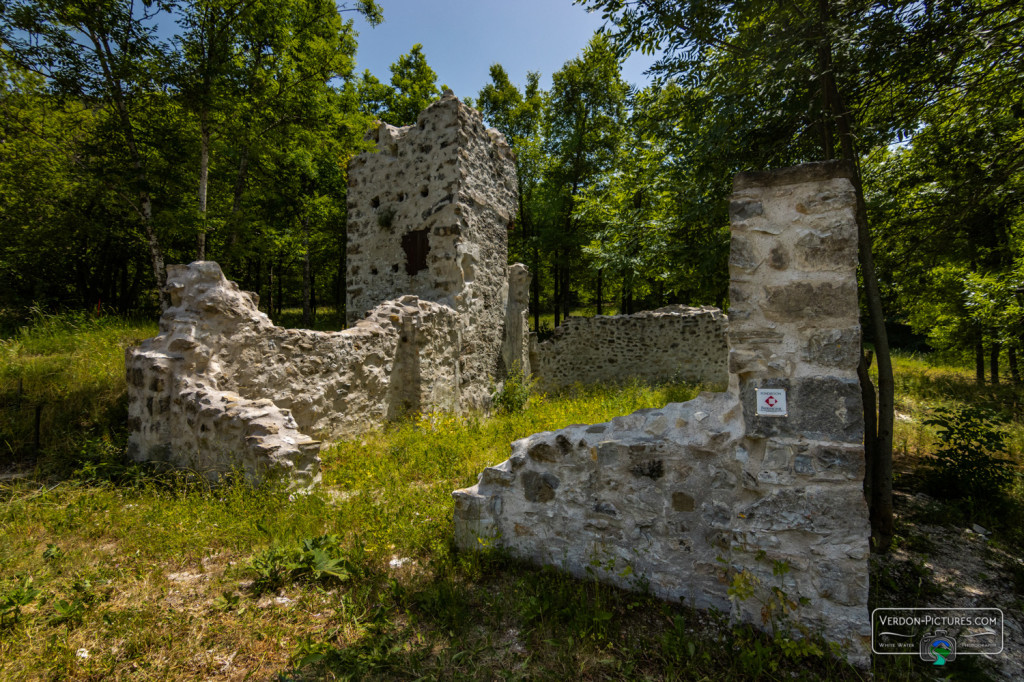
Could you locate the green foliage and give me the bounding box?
[0,0,375,317]
[360,43,443,126]
[248,534,355,592]
[49,597,87,627]
[0,575,39,627]
[212,589,242,613]
[491,363,533,415]
[923,405,1015,500]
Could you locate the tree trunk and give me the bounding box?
[532,239,541,332]
[821,8,894,552]
[227,143,251,253]
[596,268,603,315]
[990,342,1000,385]
[1009,345,1020,385]
[276,254,283,318]
[553,258,561,328]
[336,241,347,328]
[302,216,312,328]
[311,272,317,321]
[197,108,210,261]
[561,258,571,320]
[267,259,274,322]
[89,28,167,308]
[976,337,986,384]
[858,351,878,502]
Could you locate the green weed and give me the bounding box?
[492,362,533,414]
[923,405,1015,499]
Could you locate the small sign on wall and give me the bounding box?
[755,388,788,416]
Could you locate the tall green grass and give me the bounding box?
[0,310,157,475]
[885,352,1024,466]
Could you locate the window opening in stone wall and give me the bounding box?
[402,229,430,276]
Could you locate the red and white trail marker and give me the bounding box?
[755,388,788,416]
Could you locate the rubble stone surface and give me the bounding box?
[532,305,729,392]
[453,160,871,664]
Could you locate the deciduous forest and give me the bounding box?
[2,1,1021,366]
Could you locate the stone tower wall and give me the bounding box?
[346,93,519,407]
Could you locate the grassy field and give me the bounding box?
[0,314,1021,680]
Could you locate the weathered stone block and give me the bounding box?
[522,470,559,503]
[764,281,858,320]
[803,327,861,369]
[672,491,696,512]
[795,228,857,270]
[741,376,864,443]
[730,199,763,221]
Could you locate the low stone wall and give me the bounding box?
[453,161,870,664]
[126,262,466,485]
[532,306,728,392]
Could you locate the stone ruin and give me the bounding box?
[124,93,871,660]
[125,93,528,485]
[453,161,870,663]
[531,305,729,393]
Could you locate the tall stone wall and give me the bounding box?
[533,306,729,393]
[453,161,870,664]
[127,93,527,485]
[346,91,519,407]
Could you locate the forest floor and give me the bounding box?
[1,314,1022,680]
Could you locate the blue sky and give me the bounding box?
[348,0,657,98]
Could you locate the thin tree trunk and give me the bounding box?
[991,342,1000,385]
[311,272,317,321]
[89,28,167,308]
[553,258,561,328]
[532,240,540,332]
[337,240,347,328]
[821,7,893,552]
[817,0,834,161]
[859,351,877,502]
[976,337,986,384]
[197,108,210,261]
[596,268,603,315]
[302,216,312,327]
[561,258,571,320]
[1009,345,1020,385]
[267,260,274,322]
[276,254,283,318]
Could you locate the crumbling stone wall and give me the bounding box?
[127,94,526,485]
[453,161,870,663]
[126,262,463,484]
[346,91,520,407]
[532,306,728,393]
